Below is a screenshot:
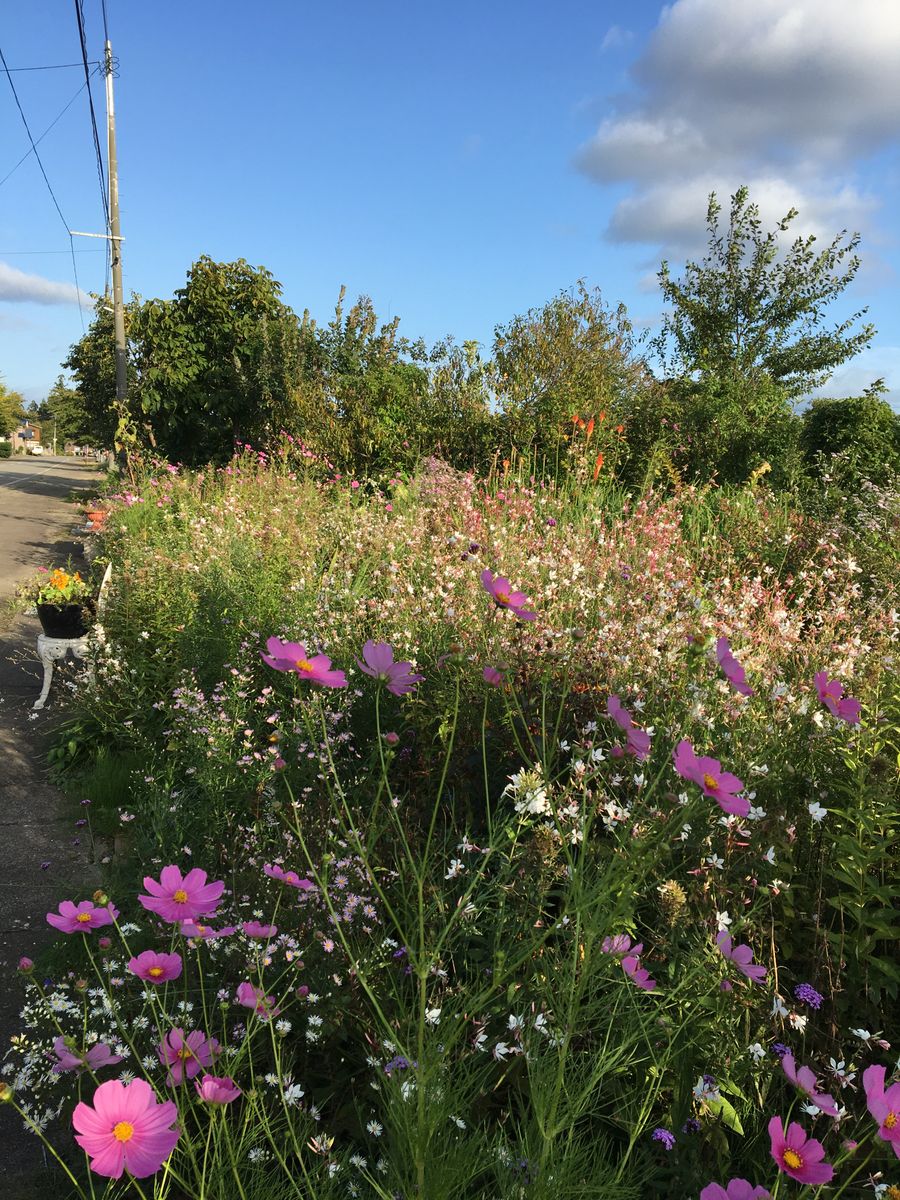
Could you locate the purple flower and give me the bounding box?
[652,1127,676,1150]
[480,569,536,621]
[715,930,767,984]
[716,637,754,697]
[794,983,823,1010]
[357,641,424,696]
[51,1036,123,1074]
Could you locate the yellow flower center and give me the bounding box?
[177,1046,195,1060]
[148,966,164,978]
[296,659,313,672]
[173,889,188,904]
[783,1149,803,1170]
[495,591,510,606]
[113,1121,134,1142]
[76,912,93,923]
[885,1111,898,1129]
[703,773,719,791]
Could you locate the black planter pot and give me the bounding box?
[36,602,94,639]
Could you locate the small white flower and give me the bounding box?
[366,1121,383,1137]
[747,805,766,821]
[748,1042,766,1062]
[789,1012,808,1032]
[706,855,725,870]
[425,1008,441,1025]
[808,801,827,823]
[492,1041,511,1060]
[764,846,776,865]
[445,859,465,880]
[772,996,789,1018]
[715,911,732,931]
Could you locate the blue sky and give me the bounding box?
[2,0,899,406]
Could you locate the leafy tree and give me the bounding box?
[134,257,305,463]
[490,282,647,474]
[801,384,900,488]
[656,186,875,400]
[0,378,26,436]
[63,301,138,448]
[291,289,432,473]
[43,375,96,445]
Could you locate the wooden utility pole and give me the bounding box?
[103,40,127,420]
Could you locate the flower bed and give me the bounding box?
[2,447,899,1197]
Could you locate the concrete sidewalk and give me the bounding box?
[0,458,103,1189]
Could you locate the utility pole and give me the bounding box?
[103,40,128,460]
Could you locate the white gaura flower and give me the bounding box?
[808,801,827,823]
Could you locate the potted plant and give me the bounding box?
[83,501,109,530]
[34,566,96,638]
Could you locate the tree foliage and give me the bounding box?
[656,186,875,400]
[491,282,647,473]
[133,257,306,463]
[801,385,900,488]
[0,377,26,436]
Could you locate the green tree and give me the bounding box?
[801,384,900,488]
[0,378,26,436]
[291,289,432,473]
[656,187,875,399]
[134,257,305,463]
[43,375,95,445]
[63,300,137,448]
[490,282,647,474]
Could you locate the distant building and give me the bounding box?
[11,422,41,452]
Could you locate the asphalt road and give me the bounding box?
[0,455,102,604]
[0,454,103,1189]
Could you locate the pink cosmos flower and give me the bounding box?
[483,666,503,686]
[700,1181,770,1200]
[195,1074,241,1105]
[52,1036,123,1074]
[814,672,861,725]
[139,866,225,924]
[242,921,277,939]
[781,1053,839,1117]
[72,1078,179,1179]
[622,954,657,991]
[606,696,652,760]
[263,862,314,890]
[261,636,347,688]
[768,1116,834,1184]
[157,1028,219,1086]
[47,899,118,934]
[480,569,536,621]
[715,930,767,984]
[357,641,424,696]
[673,740,749,817]
[716,637,754,697]
[236,980,281,1020]
[127,950,183,985]
[602,934,643,957]
[179,920,236,939]
[863,1064,900,1156]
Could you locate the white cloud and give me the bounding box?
[577,0,900,251]
[0,261,92,308]
[812,346,900,407]
[600,25,633,52]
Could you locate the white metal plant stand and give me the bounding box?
[33,562,113,711]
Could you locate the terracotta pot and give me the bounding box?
[84,507,109,530]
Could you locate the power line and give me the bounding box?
[0,247,105,255]
[0,77,88,189]
[74,0,109,220]
[101,0,110,45]
[0,43,87,333]
[7,60,100,71]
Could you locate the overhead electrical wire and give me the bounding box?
[0,77,89,189]
[0,42,87,333]
[6,60,100,72]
